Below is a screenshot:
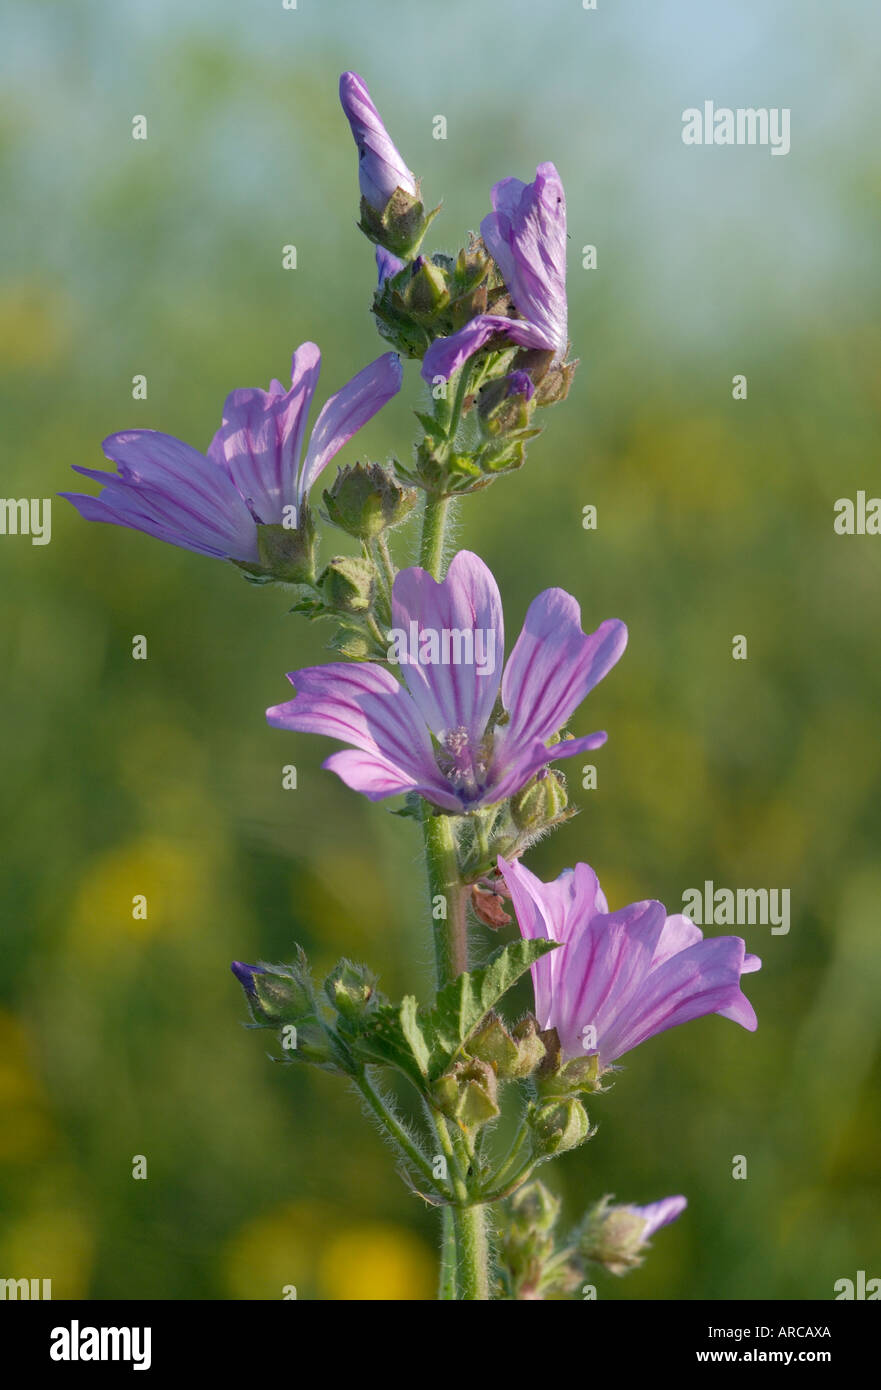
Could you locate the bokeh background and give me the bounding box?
[2,0,880,1300]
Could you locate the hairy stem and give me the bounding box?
[417,471,492,1300]
[419,492,452,576]
[454,1204,491,1301]
[423,808,469,984]
[353,1067,443,1194]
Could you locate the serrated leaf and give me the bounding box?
[341,995,429,1087]
[421,938,559,1079]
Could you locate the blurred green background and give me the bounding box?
[2,0,880,1300]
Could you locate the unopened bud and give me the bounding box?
[324,959,380,1022]
[528,1097,592,1156]
[323,462,417,540]
[319,555,376,615]
[510,769,568,832]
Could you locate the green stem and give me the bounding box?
[417,443,492,1300]
[377,533,397,592]
[353,1068,443,1195]
[454,1205,491,1301]
[419,492,451,577]
[439,1209,458,1300]
[423,808,468,985]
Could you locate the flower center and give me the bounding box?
[439,726,492,801]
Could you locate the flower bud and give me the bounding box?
[322,462,418,540]
[359,187,439,261]
[510,768,568,832]
[578,1199,648,1276]
[324,959,380,1022]
[508,1015,548,1078]
[533,359,577,407]
[400,256,450,320]
[319,555,376,615]
[528,1097,592,1156]
[432,1058,500,1131]
[467,1012,520,1075]
[509,1179,561,1237]
[231,957,313,1026]
[538,1052,606,1099]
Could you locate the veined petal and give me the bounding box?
[500,589,627,750]
[339,71,417,211]
[298,352,402,506]
[500,856,607,1027]
[481,162,568,354]
[421,314,552,385]
[266,662,455,807]
[215,342,321,525]
[600,935,760,1062]
[64,430,258,561]
[486,730,607,807]
[390,550,503,744]
[558,900,668,1058]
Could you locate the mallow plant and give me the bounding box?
[64,72,760,1301]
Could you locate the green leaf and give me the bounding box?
[337,939,558,1092]
[422,938,559,1079]
[413,410,448,441]
[340,994,429,1088]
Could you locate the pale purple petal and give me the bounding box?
[298,352,403,506]
[377,246,406,285]
[555,900,668,1057]
[505,859,761,1064]
[63,430,259,561]
[421,314,551,385]
[266,662,458,809]
[390,550,504,745]
[498,590,627,756]
[600,935,759,1062]
[633,1196,688,1240]
[214,342,321,526]
[481,162,568,354]
[486,730,607,806]
[339,71,417,211]
[500,857,605,1028]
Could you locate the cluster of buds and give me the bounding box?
[430,1010,548,1138]
[231,952,384,1072]
[373,244,497,360]
[286,461,418,659]
[497,1181,581,1300]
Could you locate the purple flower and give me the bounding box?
[500,856,761,1065]
[61,345,402,562]
[422,162,567,384]
[266,550,627,812]
[339,71,417,213]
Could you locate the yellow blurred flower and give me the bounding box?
[318,1223,435,1301]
